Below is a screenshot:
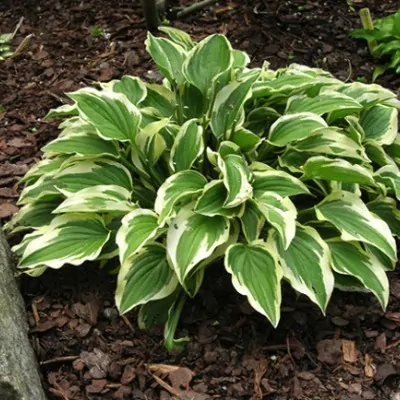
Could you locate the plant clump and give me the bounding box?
[6,27,400,350]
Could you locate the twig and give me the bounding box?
[286,336,296,367]
[151,373,182,398]
[40,355,79,366]
[121,315,135,332]
[177,0,218,18]
[384,338,400,350]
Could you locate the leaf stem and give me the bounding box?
[359,8,377,56]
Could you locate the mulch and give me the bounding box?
[1,0,400,399]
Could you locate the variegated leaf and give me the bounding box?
[240,200,265,242]
[42,133,120,158]
[315,190,397,260]
[286,91,362,118]
[255,193,297,249]
[18,214,110,269]
[253,169,310,198]
[116,209,160,264]
[225,242,283,327]
[218,153,253,208]
[210,69,260,139]
[194,180,243,218]
[158,27,195,51]
[268,112,328,147]
[53,185,135,214]
[170,119,204,172]
[360,104,398,145]
[145,33,187,85]
[327,238,389,308]
[367,197,400,237]
[374,165,400,200]
[183,34,233,95]
[292,127,368,161]
[140,84,175,118]
[116,244,178,314]
[68,88,141,142]
[302,156,375,186]
[101,76,147,105]
[269,224,334,312]
[166,204,230,284]
[155,170,207,224]
[230,127,261,153]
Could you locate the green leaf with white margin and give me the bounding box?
[183,34,233,95]
[45,103,78,119]
[116,244,178,314]
[166,203,230,284]
[155,170,207,225]
[218,153,253,208]
[253,169,310,198]
[55,158,133,192]
[360,104,398,145]
[225,242,283,327]
[42,133,120,158]
[18,156,69,185]
[5,198,62,232]
[268,112,328,147]
[292,127,368,162]
[100,76,147,105]
[232,49,251,69]
[230,127,261,152]
[240,200,265,242]
[18,175,63,205]
[285,91,362,118]
[302,156,375,186]
[194,180,243,218]
[268,224,334,313]
[145,33,187,85]
[327,238,389,309]
[210,69,260,139]
[18,214,110,269]
[136,118,170,165]
[137,290,179,330]
[315,190,397,260]
[170,119,204,172]
[53,185,135,214]
[255,193,297,249]
[116,209,160,264]
[158,27,195,51]
[140,84,175,119]
[365,142,396,167]
[363,244,396,272]
[374,165,400,200]
[68,88,141,142]
[278,148,311,173]
[367,197,400,237]
[385,136,400,165]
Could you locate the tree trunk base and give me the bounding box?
[0,227,47,400]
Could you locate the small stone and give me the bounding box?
[331,316,349,326]
[204,351,218,363]
[362,390,376,399]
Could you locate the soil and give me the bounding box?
[1,0,400,399]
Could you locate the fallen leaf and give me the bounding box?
[0,202,19,218]
[342,340,357,363]
[364,354,375,378]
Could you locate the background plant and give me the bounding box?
[351,8,400,80]
[0,17,31,61]
[6,27,400,350]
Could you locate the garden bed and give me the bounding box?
[1,0,400,399]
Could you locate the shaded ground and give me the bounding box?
[1,0,400,399]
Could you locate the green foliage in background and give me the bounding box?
[351,9,400,80]
[6,27,400,350]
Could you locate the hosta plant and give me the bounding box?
[6,27,400,350]
[351,8,400,80]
